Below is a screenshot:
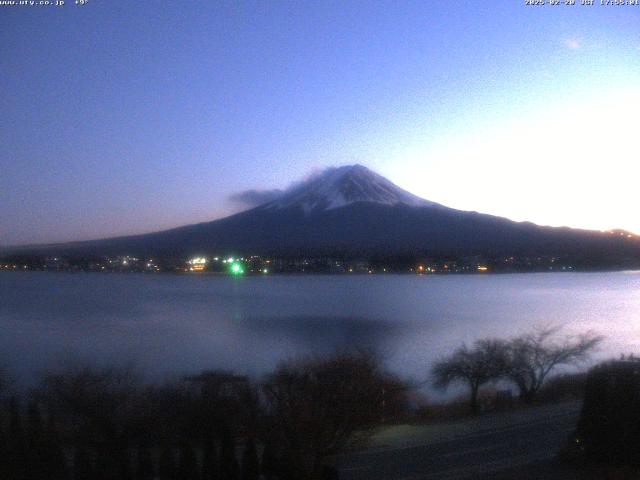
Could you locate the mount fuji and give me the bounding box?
[11,165,640,265]
[259,164,440,213]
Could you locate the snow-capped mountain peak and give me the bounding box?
[262,164,441,213]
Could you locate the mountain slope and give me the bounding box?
[7,165,640,265]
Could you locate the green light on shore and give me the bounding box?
[230,262,244,275]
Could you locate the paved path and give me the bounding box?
[336,402,581,480]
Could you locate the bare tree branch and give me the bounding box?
[505,327,603,403]
[262,351,408,478]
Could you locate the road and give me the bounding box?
[336,402,581,480]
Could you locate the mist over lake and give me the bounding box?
[1,271,639,394]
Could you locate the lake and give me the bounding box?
[1,271,639,395]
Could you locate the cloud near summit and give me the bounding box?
[228,188,284,208]
[227,166,340,208]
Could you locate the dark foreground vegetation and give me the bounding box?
[0,352,407,480]
[1,328,631,480]
[565,357,640,469]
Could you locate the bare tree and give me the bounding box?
[262,351,407,479]
[505,327,602,403]
[432,339,509,414]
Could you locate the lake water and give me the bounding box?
[1,271,639,394]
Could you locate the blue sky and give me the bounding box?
[1,0,639,245]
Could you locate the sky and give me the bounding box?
[1,0,639,246]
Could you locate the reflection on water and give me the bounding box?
[1,271,639,391]
[240,315,406,350]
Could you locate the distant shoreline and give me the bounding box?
[2,268,639,277]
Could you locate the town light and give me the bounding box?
[230,262,244,275]
[188,257,207,265]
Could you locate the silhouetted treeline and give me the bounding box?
[0,334,609,479]
[0,351,407,480]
